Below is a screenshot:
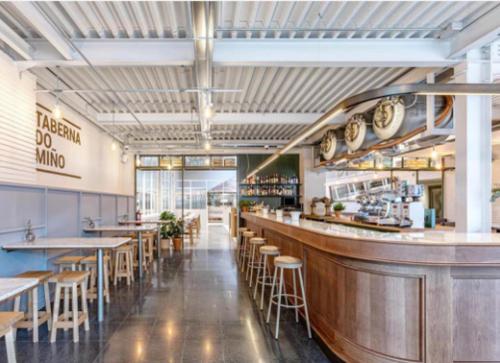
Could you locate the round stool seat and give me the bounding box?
[260,245,279,255]
[243,231,255,238]
[238,227,248,233]
[274,256,302,269]
[250,237,265,245]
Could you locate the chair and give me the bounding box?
[253,245,280,310]
[266,256,311,340]
[53,255,84,271]
[239,231,255,272]
[49,271,90,343]
[246,237,266,286]
[0,312,24,363]
[80,255,111,304]
[13,270,53,342]
[114,244,134,286]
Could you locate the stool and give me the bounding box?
[13,271,53,342]
[142,232,155,266]
[80,256,110,304]
[253,245,280,310]
[236,228,248,263]
[0,312,24,363]
[53,256,85,272]
[114,244,134,286]
[239,231,255,272]
[49,271,90,343]
[266,256,311,339]
[246,237,266,286]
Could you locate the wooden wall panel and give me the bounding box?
[452,276,500,361]
[306,248,422,362]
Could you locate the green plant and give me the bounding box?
[239,199,253,209]
[160,211,176,238]
[333,202,345,212]
[170,218,184,238]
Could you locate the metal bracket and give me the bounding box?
[424,72,454,137]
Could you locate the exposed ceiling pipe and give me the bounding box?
[216,26,442,33]
[33,2,146,131]
[191,1,216,140]
[246,83,500,178]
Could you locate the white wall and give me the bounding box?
[300,147,326,214]
[0,52,37,184]
[35,93,134,195]
[0,52,134,196]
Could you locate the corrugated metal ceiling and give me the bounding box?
[0,1,496,40]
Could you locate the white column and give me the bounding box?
[454,48,493,232]
[300,147,326,215]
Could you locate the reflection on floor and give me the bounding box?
[1,225,337,362]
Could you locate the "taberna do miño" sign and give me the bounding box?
[35,104,82,179]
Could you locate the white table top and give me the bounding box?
[0,278,39,302]
[83,224,156,232]
[2,237,131,250]
[118,220,169,225]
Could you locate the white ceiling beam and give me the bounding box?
[15,39,195,70]
[14,38,458,69]
[449,6,500,58]
[12,2,73,60]
[214,39,455,67]
[0,18,32,59]
[97,112,323,125]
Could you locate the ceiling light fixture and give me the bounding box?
[204,141,211,151]
[204,103,215,119]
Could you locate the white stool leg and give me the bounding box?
[292,269,299,323]
[44,281,52,331]
[275,267,284,339]
[247,244,256,284]
[5,328,16,363]
[32,287,39,342]
[71,283,79,343]
[63,287,69,331]
[259,254,268,310]
[12,295,20,340]
[50,284,61,343]
[266,265,278,323]
[298,267,312,339]
[253,253,263,300]
[81,280,90,331]
[240,238,246,272]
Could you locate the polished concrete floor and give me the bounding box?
[1,225,336,362]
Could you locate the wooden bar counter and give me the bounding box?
[242,212,500,363]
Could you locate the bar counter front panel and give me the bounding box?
[242,212,500,363]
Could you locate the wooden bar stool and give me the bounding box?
[236,228,248,263]
[0,312,24,363]
[13,271,53,342]
[246,237,266,286]
[253,245,280,310]
[49,271,90,343]
[53,256,84,272]
[266,256,312,340]
[114,244,134,286]
[142,232,155,267]
[239,231,255,272]
[80,255,110,304]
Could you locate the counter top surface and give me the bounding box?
[83,225,156,232]
[118,220,167,225]
[2,237,131,250]
[244,212,500,246]
[0,278,40,301]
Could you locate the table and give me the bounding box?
[83,225,156,280]
[118,220,170,260]
[0,278,38,302]
[2,237,130,322]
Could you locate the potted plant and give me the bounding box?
[239,199,252,213]
[170,218,184,251]
[333,202,345,218]
[159,211,176,250]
